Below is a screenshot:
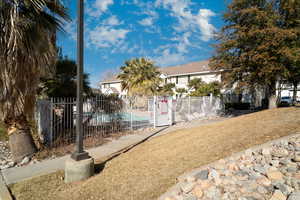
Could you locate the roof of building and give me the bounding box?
[159,60,210,76]
[102,86,120,94]
[100,60,212,83]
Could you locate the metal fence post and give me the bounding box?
[169,96,173,126]
[49,98,53,147]
[188,96,191,116]
[153,96,157,128]
[130,100,133,131]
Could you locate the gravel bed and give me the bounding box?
[160,134,300,200]
[0,141,14,170]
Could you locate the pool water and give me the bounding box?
[85,112,150,122]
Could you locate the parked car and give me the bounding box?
[280,96,292,106]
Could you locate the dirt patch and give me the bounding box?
[34,127,155,161]
[9,107,300,200]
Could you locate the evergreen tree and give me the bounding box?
[277,0,300,104]
[39,57,93,98]
[210,0,299,108]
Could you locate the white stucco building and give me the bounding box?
[99,60,221,97]
[99,60,300,105]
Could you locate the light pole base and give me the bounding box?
[71,151,90,161]
[64,157,94,183]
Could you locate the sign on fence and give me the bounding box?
[153,96,173,127]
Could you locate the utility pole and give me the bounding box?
[65,0,94,183]
[71,0,90,161]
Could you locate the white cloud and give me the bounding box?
[172,32,191,53]
[196,9,216,41]
[152,49,185,66]
[64,20,76,40]
[155,0,192,19]
[114,43,139,54]
[103,15,121,26]
[139,17,154,26]
[133,1,159,29]
[155,0,216,41]
[89,26,130,48]
[89,0,114,17]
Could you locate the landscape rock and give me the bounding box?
[191,186,203,198]
[182,194,197,200]
[270,190,287,200]
[180,182,195,193]
[262,148,271,156]
[267,170,284,181]
[159,134,300,200]
[20,156,30,165]
[287,192,300,200]
[292,153,300,162]
[194,169,209,180]
[0,141,13,170]
[272,148,289,158]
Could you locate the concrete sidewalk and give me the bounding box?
[1,127,167,185]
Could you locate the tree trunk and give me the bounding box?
[292,81,298,105]
[8,127,36,162]
[268,82,278,109]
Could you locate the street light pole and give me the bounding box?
[71,0,90,161]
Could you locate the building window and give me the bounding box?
[176,76,178,84]
[188,75,191,82]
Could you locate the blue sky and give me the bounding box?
[57,0,229,88]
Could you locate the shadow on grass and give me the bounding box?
[94,126,169,174]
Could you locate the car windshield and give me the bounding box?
[282,97,291,99]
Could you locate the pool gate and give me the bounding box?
[35,95,224,148]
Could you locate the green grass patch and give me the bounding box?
[0,122,8,141]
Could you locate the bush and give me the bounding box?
[278,102,290,107]
[225,103,250,110]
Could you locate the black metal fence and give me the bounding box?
[36,96,153,148]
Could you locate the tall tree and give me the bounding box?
[277,0,300,104]
[117,58,162,96]
[210,0,298,108]
[39,57,93,132]
[39,57,93,98]
[0,0,69,161]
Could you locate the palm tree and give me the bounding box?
[0,0,69,161]
[175,88,187,98]
[39,57,93,98]
[158,83,175,96]
[117,58,162,96]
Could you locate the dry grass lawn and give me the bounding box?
[9,107,300,200]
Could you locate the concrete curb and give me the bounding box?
[0,172,12,200]
[158,133,300,200]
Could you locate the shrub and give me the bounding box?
[225,103,250,110]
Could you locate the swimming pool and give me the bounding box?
[84,112,150,123]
